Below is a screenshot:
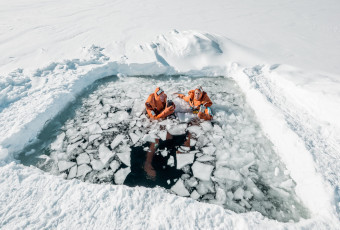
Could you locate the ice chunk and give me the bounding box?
[99,144,115,166]
[76,153,90,165]
[58,160,76,172]
[160,149,168,157]
[51,132,65,151]
[114,167,131,184]
[197,155,215,162]
[142,134,156,143]
[186,177,198,187]
[202,146,216,155]
[67,165,77,179]
[190,139,197,147]
[129,132,140,145]
[110,134,125,150]
[168,124,187,135]
[167,156,175,167]
[97,170,114,182]
[215,187,227,204]
[187,125,204,137]
[180,146,190,152]
[89,134,101,143]
[213,167,242,182]
[158,130,168,141]
[117,151,131,167]
[196,180,215,195]
[279,179,295,190]
[88,123,102,134]
[110,160,120,172]
[244,190,253,200]
[213,124,223,134]
[190,190,200,200]
[171,179,190,197]
[176,153,195,169]
[274,167,279,176]
[91,159,104,171]
[66,142,81,154]
[76,164,92,177]
[234,187,245,200]
[201,121,213,132]
[192,162,214,181]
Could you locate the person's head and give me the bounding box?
[154,87,167,102]
[194,86,203,100]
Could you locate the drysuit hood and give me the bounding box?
[154,87,165,99]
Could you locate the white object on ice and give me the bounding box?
[117,152,131,167]
[110,160,120,173]
[129,132,140,145]
[190,190,201,200]
[110,134,125,149]
[88,123,102,134]
[197,155,215,162]
[176,153,195,169]
[76,153,90,165]
[58,161,76,172]
[50,132,65,151]
[91,159,104,171]
[168,124,187,135]
[191,162,214,181]
[186,126,204,137]
[114,167,131,184]
[233,187,245,200]
[201,121,213,132]
[158,130,168,141]
[171,179,190,197]
[88,134,101,143]
[167,156,175,167]
[201,146,216,155]
[76,164,92,177]
[213,167,243,182]
[67,165,77,179]
[98,144,115,166]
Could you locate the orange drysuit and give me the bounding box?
[178,89,213,120]
[145,87,175,120]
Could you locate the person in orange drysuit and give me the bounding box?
[145,87,175,120]
[176,86,213,120]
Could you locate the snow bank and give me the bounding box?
[0,163,334,230]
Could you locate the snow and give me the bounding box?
[0,0,340,228]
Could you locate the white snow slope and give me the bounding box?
[1,0,340,229]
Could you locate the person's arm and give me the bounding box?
[176,90,194,103]
[146,103,174,120]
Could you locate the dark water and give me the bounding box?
[125,133,187,188]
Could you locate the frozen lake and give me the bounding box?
[18,75,309,222]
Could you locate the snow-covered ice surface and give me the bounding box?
[1,0,340,229]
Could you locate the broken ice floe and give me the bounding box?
[34,76,309,222]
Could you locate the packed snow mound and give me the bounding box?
[20,75,309,222]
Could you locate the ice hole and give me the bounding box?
[17,75,310,222]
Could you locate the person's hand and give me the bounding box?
[199,105,206,113]
[164,105,175,115]
[174,93,184,99]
